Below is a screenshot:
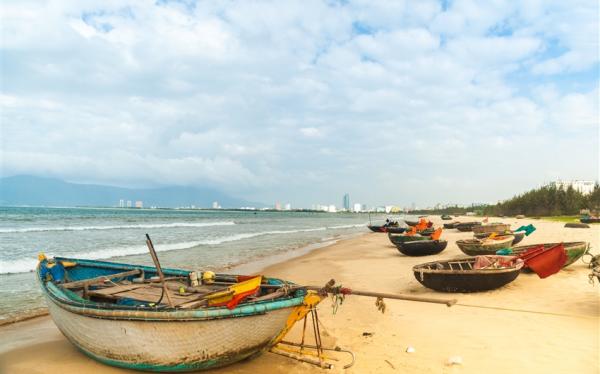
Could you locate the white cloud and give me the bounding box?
[0,0,598,206]
[299,127,322,137]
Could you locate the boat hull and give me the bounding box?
[396,240,448,256]
[472,223,510,234]
[456,236,514,256]
[45,294,294,372]
[388,233,430,245]
[368,225,405,233]
[413,268,521,293]
[580,218,600,224]
[512,242,590,270]
[413,258,522,293]
[455,222,482,232]
[473,231,525,245]
[443,222,459,229]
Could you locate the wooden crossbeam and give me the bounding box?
[61,269,142,289]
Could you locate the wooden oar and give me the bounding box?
[210,279,457,307]
[145,234,175,308]
[308,280,457,307]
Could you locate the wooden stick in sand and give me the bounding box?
[145,234,175,308]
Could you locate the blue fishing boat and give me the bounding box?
[37,255,310,372]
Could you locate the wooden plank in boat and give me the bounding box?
[111,287,197,306]
[88,284,147,296]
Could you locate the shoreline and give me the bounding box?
[1,216,598,373]
[0,230,367,327]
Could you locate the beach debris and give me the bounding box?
[446,356,463,366]
[405,346,415,353]
[362,332,374,337]
[375,297,386,313]
[384,359,396,369]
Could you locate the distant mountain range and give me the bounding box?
[0,175,263,208]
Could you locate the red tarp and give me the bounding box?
[523,243,567,279]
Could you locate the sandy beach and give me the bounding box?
[1,216,598,374]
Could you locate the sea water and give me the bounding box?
[0,206,401,322]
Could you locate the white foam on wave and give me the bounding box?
[0,221,235,234]
[327,223,366,229]
[0,224,366,275]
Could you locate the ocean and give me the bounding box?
[0,206,401,322]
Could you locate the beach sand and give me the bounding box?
[1,217,598,373]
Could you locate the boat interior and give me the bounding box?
[41,257,300,310]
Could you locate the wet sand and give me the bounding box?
[1,217,599,373]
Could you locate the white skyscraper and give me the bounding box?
[343,193,350,211]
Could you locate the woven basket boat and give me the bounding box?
[38,257,308,372]
[456,235,515,256]
[388,233,431,246]
[368,225,405,233]
[413,257,523,292]
[511,242,590,270]
[443,222,460,229]
[580,217,600,224]
[472,223,511,234]
[473,231,525,245]
[395,240,448,257]
[455,222,482,232]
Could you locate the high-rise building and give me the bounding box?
[275,202,282,210]
[119,199,125,208]
[284,203,291,210]
[212,201,220,209]
[343,193,350,211]
[353,203,362,212]
[135,201,143,208]
[126,200,132,208]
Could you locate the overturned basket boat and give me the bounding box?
[511,242,590,269]
[472,223,511,235]
[441,215,452,220]
[565,222,590,228]
[456,235,515,256]
[413,256,523,292]
[388,233,430,246]
[396,240,448,257]
[474,231,525,245]
[455,222,482,232]
[38,256,312,372]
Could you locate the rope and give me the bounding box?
[456,303,596,319]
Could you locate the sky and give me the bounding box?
[1,0,599,208]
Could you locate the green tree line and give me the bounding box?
[482,184,600,217]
